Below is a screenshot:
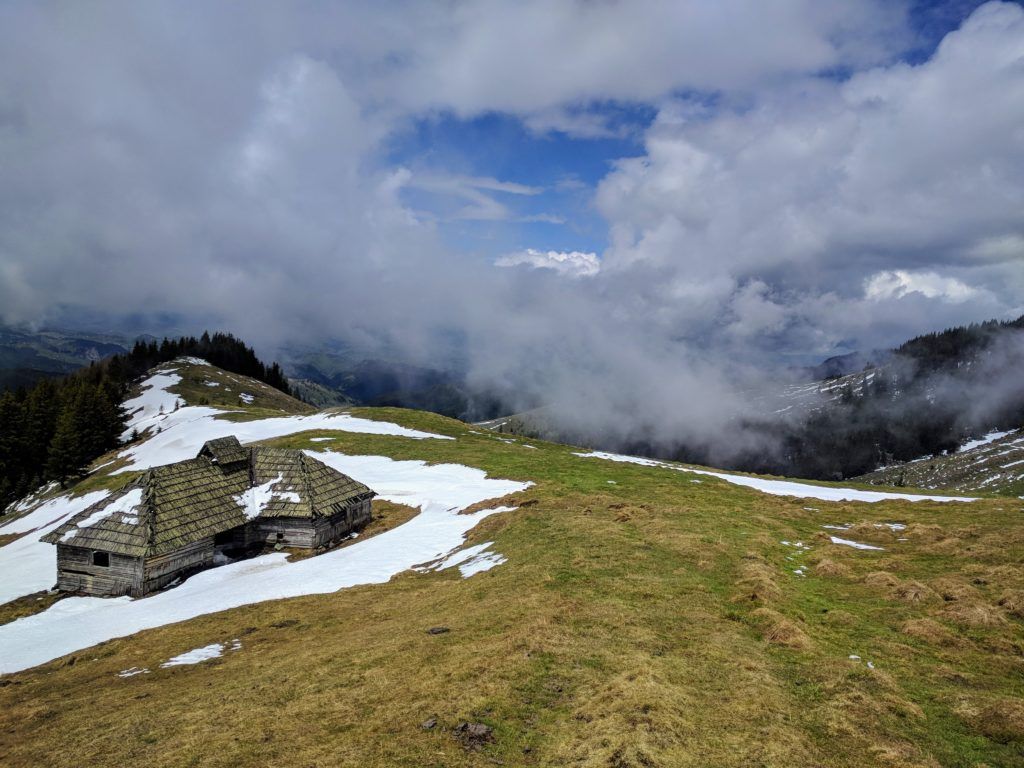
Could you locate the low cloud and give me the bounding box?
[0,1,1021,465]
[864,270,981,303]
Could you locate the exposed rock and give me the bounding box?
[426,626,450,635]
[453,721,494,749]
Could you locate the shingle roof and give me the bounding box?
[43,438,374,558]
[198,436,248,466]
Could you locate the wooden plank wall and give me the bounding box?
[56,545,143,597]
[142,538,215,594]
[312,499,372,548]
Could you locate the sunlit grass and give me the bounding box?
[1,406,1022,766]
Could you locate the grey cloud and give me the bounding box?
[0,1,1020,463]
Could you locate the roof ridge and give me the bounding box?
[298,450,317,517]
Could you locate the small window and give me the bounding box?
[276,532,284,541]
[92,551,110,567]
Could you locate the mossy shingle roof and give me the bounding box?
[43,437,374,558]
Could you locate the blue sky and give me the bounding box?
[385,107,653,257]
[378,0,1004,266]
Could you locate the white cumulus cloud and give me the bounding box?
[495,249,601,277]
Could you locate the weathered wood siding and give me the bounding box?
[312,499,372,548]
[142,537,215,594]
[255,517,317,548]
[56,545,143,597]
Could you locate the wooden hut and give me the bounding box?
[42,436,375,597]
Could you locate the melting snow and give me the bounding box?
[829,536,884,551]
[111,367,453,474]
[959,430,1015,452]
[0,452,530,674]
[0,491,112,605]
[422,536,513,578]
[203,381,220,388]
[113,407,452,475]
[160,643,225,667]
[233,474,301,520]
[121,370,183,439]
[60,488,144,541]
[574,451,977,503]
[118,666,150,678]
[239,393,255,404]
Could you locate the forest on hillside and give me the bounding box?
[718,316,1024,480]
[0,332,291,511]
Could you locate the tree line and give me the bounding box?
[0,331,292,511]
[731,315,1024,480]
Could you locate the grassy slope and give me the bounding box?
[857,430,1024,497]
[168,360,314,416]
[1,407,1024,767]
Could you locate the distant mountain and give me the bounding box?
[0,325,130,391]
[480,315,1024,493]
[801,350,882,381]
[284,352,506,422]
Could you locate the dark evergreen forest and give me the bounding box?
[717,316,1024,480]
[0,332,291,511]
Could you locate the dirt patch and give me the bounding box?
[997,590,1024,619]
[452,721,494,750]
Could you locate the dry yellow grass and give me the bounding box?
[901,619,958,647]
[812,557,852,578]
[1,407,1023,767]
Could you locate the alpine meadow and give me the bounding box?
[2,2,1023,767]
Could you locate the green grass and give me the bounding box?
[2,406,1023,766]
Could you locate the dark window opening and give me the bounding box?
[276,533,284,541]
[92,551,110,567]
[214,530,234,545]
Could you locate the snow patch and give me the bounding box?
[423,536,513,578]
[113,405,452,475]
[959,430,1015,452]
[573,451,977,503]
[829,536,884,551]
[0,491,112,605]
[121,371,182,440]
[118,666,150,678]
[160,643,224,667]
[239,393,255,404]
[0,453,530,673]
[61,489,144,541]
[233,474,301,520]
